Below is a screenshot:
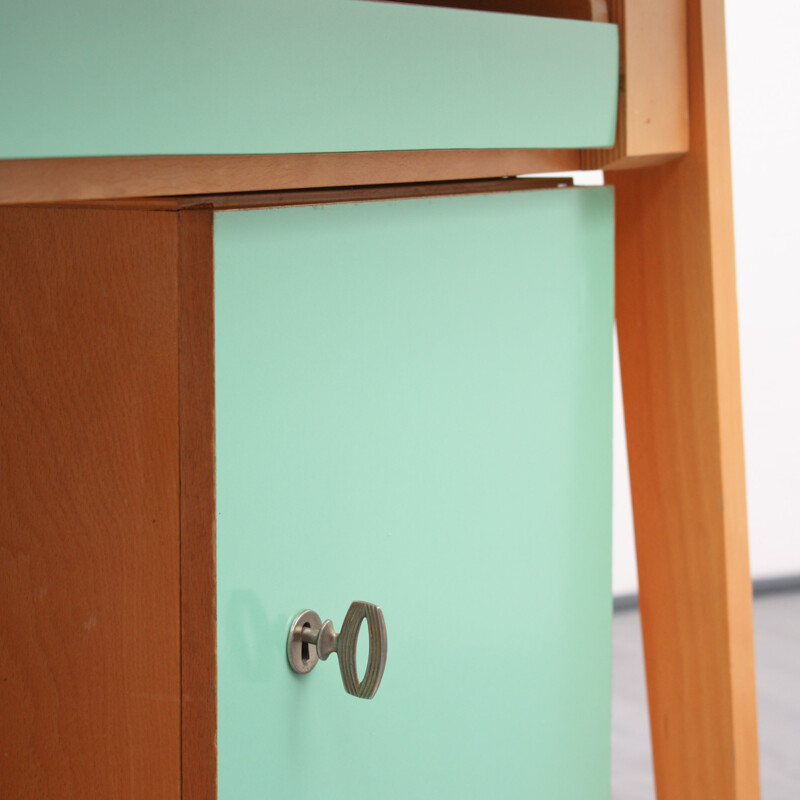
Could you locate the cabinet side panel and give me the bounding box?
[0,207,182,798]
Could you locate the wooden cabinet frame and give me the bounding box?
[609,0,760,795]
[0,0,760,798]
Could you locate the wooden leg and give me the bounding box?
[608,0,760,796]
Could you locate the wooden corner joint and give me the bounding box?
[582,0,689,171]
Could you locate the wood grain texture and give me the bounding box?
[177,210,217,800]
[609,0,760,794]
[581,0,688,169]
[40,177,575,212]
[0,207,182,797]
[377,0,609,22]
[613,594,800,800]
[0,150,581,205]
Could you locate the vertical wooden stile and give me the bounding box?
[177,210,217,800]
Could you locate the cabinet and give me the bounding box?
[0,179,614,798]
[0,0,761,797]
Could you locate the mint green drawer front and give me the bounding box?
[1,0,617,159]
[215,187,614,799]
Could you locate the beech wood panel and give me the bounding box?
[0,207,182,797]
[609,0,760,794]
[178,210,217,800]
[581,0,689,169]
[0,150,582,206]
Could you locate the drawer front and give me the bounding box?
[1,0,617,159]
[215,188,614,799]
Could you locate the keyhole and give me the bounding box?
[301,622,311,664]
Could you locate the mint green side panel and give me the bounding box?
[1,0,617,158]
[215,188,614,799]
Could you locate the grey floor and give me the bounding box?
[612,591,800,799]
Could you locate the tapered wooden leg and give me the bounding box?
[608,0,760,796]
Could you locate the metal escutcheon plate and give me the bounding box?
[287,609,322,674]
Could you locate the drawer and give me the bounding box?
[214,186,614,798]
[0,0,618,159]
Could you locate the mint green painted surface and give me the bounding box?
[1,0,617,158]
[215,188,614,799]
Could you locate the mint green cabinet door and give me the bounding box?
[215,188,614,799]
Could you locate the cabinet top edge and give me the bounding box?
[10,177,588,213]
[0,151,587,206]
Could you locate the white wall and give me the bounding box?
[610,0,800,594]
[726,0,800,580]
